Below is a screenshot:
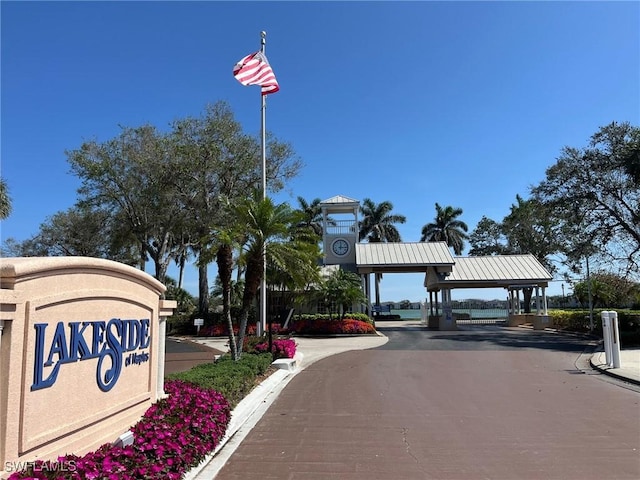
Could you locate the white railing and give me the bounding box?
[425,302,508,324]
[325,220,357,235]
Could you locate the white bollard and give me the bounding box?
[420,301,427,325]
[601,311,613,367]
[610,311,621,369]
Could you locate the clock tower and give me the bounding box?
[319,195,359,267]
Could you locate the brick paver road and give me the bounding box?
[215,326,640,480]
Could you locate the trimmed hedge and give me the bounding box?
[295,313,373,324]
[167,353,273,408]
[550,309,640,345]
[284,317,377,335]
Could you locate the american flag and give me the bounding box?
[233,51,279,95]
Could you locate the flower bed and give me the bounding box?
[254,338,297,359]
[8,380,230,480]
[284,317,376,335]
[197,323,282,337]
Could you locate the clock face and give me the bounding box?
[332,239,349,256]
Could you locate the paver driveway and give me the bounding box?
[215,325,640,480]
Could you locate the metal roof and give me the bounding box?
[425,254,553,290]
[355,242,455,273]
[320,195,359,205]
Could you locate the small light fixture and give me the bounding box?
[114,430,134,448]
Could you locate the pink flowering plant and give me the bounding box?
[284,317,376,335]
[198,322,282,337]
[253,338,297,359]
[8,380,230,480]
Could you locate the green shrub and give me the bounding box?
[344,312,373,323]
[167,353,273,407]
[295,312,373,324]
[549,309,640,346]
[166,313,195,335]
[549,310,600,333]
[218,350,273,375]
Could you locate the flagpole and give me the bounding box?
[259,31,267,337]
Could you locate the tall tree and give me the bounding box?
[502,195,560,271]
[359,198,406,306]
[269,216,322,310]
[624,149,640,185]
[572,272,639,309]
[170,102,252,315]
[503,195,561,312]
[3,205,140,264]
[67,124,184,284]
[234,194,320,358]
[295,196,324,238]
[420,203,468,255]
[532,121,640,276]
[170,101,302,316]
[467,197,561,313]
[216,239,239,360]
[0,178,12,220]
[199,204,244,361]
[468,216,508,256]
[358,198,406,242]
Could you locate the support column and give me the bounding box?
[533,286,550,330]
[429,291,434,316]
[440,288,456,331]
[157,300,177,399]
[0,320,4,381]
[361,274,369,314]
[156,316,167,398]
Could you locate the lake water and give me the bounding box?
[390,309,508,320]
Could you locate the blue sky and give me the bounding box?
[2,1,639,302]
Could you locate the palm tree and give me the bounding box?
[216,238,239,359]
[198,224,241,360]
[234,194,320,358]
[0,178,12,220]
[420,203,469,255]
[359,198,406,307]
[211,277,244,309]
[198,196,246,360]
[359,198,406,242]
[320,268,366,319]
[295,196,324,237]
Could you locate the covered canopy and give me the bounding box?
[424,254,553,292]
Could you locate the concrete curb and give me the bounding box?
[589,350,640,387]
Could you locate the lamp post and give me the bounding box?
[586,256,594,332]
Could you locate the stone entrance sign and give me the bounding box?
[0,257,175,477]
